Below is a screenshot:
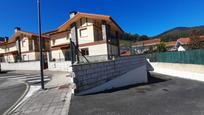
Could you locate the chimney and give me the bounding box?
[69,11,77,19]
[15,27,21,33]
[4,36,8,42]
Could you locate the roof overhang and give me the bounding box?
[47,12,124,35]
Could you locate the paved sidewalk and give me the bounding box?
[10,70,72,115]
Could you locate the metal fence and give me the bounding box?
[146,49,204,65]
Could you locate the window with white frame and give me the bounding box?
[22,40,26,47]
[52,40,55,45]
[79,28,88,37]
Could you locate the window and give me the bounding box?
[80,28,88,37]
[22,55,26,61]
[52,40,55,45]
[81,48,89,56]
[22,40,26,47]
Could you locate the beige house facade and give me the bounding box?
[0,28,50,63]
[45,12,123,63]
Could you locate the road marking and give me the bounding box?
[0,74,51,85]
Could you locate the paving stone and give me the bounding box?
[11,71,72,115]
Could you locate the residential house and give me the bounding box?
[132,38,161,54]
[176,36,204,51]
[0,28,49,63]
[165,41,177,51]
[45,12,123,63]
[0,37,5,43]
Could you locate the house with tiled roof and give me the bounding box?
[0,27,50,63]
[45,11,123,64]
[176,36,204,51]
[165,41,177,51]
[132,38,161,54]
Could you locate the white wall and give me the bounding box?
[50,32,69,47]
[48,61,72,72]
[80,43,108,56]
[0,61,40,70]
[4,54,16,63]
[20,37,29,52]
[77,26,95,44]
[7,43,17,52]
[151,62,204,74]
[0,46,5,54]
[151,62,204,82]
[51,49,66,60]
[21,52,37,61]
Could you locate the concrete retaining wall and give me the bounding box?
[151,62,204,74]
[0,61,40,71]
[151,62,204,82]
[48,61,72,72]
[72,55,148,94]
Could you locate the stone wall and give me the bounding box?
[0,61,41,70]
[72,55,147,93]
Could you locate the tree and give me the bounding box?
[189,29,202,49]
[156,42,167,52]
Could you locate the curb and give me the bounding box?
[2,82,30,115]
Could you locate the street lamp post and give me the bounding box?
[37,0,45,90]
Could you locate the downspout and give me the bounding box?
[17,37,22,62]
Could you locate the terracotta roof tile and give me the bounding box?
[46,12,123,35]
[133,38,161,46]
[177,37,192,44]
[177,36,204,45]
[165,41,176,47]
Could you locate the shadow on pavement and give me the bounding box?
[0,70,13,74]
[82,72,170,96]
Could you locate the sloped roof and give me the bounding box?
[177,36,204,45]
[45,12,123,35]
[133,38,161,46]
[177,37,192,45]
[7,30,49,44]
[165,41,177,47]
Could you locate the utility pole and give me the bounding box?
[37,0,45,89]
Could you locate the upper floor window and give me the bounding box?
[22,40,26,47]
[80,28,88,37]
[52,40,55,45]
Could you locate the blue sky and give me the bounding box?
[0,0,204,37]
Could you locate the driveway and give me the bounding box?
[0,77,26,115]
[69,72,204,115]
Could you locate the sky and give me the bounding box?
[0,0,204,38]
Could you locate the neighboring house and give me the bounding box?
[0,28,49,63]
[0,40,5,62]
[0,37,5,43]
[176,36,204,51]
[165,41,177,51]
[45,12,123,63]
[132,38,161,54]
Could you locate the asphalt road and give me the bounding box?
[69,72,204,115]
[0,74,26,115]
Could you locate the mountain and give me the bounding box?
[154,25,204,42]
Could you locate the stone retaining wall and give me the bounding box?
[72,55,147,93]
